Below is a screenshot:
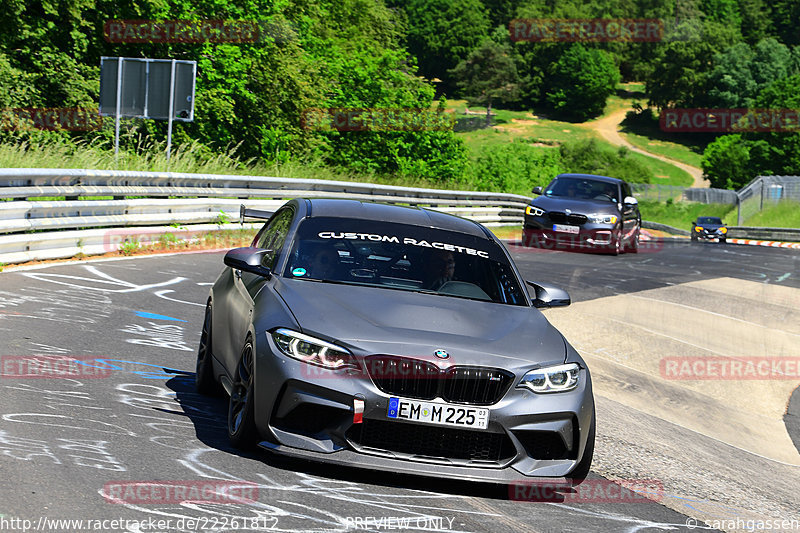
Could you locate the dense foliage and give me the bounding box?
[0,0,797,189]
[702,74,800,189]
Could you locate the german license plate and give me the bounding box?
[553,224,580,234]
[387,397,489,429]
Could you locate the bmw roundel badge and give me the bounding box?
[434,349,450,359]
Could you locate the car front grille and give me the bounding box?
[443,367,513,405]
[347,419,515,463]
[547,212,587,225]
[366,356,513,405]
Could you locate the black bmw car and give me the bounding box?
[523,173,641,254]
[196,198,595,484]
[691,216,728,243]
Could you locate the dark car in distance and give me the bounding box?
[196,198,595,485]
[691,217,728,243]
[522,173,641,254]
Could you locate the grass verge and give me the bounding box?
[743,201,800,228]
[0,139,467,192]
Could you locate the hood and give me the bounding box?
[273,278,567,370]
[532,195,619,215]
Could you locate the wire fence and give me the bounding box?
[631,184,738,204]
[737,176,800,223]
[633,176,800,224]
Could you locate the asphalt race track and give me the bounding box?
[0,239,797,533]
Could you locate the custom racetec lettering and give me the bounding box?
[318,232,490,258]
[318,232,400,243]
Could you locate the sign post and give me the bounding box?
[114,57,122,156]
[100,57,196,160]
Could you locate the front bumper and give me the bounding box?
[694,230,727,240]
[522,222,618,252]
[253,334,595,482]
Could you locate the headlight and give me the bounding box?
[271,328,355,369]
[695,226,703,232]
[526,206,545,217]
[718,227,727,234]
[587,213,618,224]
[519,363,580,393]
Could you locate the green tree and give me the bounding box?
[643,19,742,109]
[401,0,491,90]
[701,75,800,188]
[449,38,520,126]
[737,0,774,44]
[769,0,800,45]
[744,73,800,176]
[545,44,620,121]
[706,38,796,107]
[701,134,754,188]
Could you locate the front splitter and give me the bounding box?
[258,440,573,486]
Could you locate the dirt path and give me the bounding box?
[588,108,709,188]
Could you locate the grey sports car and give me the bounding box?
[196,198,595,484]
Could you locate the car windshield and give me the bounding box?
[697,217,723,225]
[544,177,619,203]
[284,217,528,306]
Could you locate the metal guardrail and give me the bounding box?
[1,169,796,265]
[642,220,800,242]
[0,168,530,264]
[726,226,800,241]
[641,220,691,236]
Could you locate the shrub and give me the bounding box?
[559,139,652,183]
[467,142,563,194]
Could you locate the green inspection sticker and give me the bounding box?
[292,267,307,277]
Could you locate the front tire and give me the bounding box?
[611,230,622,255]
[196,301,222,396]
[228,336,259,449]
[625,229,639,254]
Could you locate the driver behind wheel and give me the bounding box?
[307,246,341,280]
[423,250,456,290]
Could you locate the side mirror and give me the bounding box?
[224,247,273,278]
[623,196,638,205]
[526,280,571,309]
[532,186,543,195]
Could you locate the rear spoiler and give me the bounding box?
[239,205,274,224]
